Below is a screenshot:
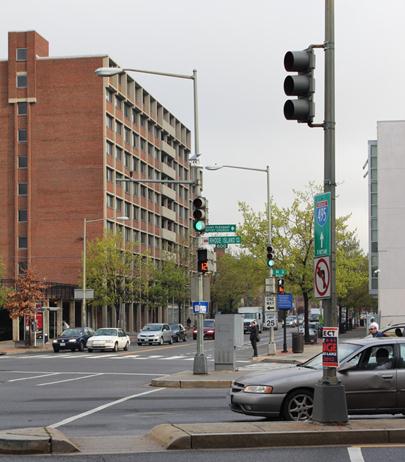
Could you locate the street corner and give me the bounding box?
[0,426,79,455]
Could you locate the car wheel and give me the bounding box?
[113,342,118,352]
[159,337,164,345]
[124,342,129,351]
[137,342,142,346]
[53,346,59,353]
[282,389,314,421]
[70,348,76,352]
[79,342,85,352]
[87,348,93,352]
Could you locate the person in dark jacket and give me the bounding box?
[250,321,259,357]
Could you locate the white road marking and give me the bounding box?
[49,387,165,428]
[84,354,119,359]
[160,355,187,360]
[37,373,103,386]
[8,372,59,382]
[347,447,365,462]
[5,370,161,376]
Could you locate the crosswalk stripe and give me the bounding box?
[160,355,187,360]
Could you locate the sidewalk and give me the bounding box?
[0,340,53,355]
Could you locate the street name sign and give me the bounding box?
[215,243,228,249]
[273,269,286,277]
[208,236,241,245]
[205,224,236,233]
[314,256,331,299]
[314,192,331,257]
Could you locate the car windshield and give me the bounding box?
[142,324,162,331]
[169,324,178,329]
[301,342,359,370]
[61,328,83,337]
[243,313,256,319]
[204,320,215,328]
[94,328,117,336]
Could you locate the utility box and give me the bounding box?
[214,314,244,371]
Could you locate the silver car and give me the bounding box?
[230,338,405,421]
[137,323,173,346]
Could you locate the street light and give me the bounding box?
[205,163,277,355]
[95,66,208,374]
[82,216,128,328]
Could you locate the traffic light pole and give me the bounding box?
[312,0,348,423]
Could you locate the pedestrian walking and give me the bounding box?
[250,321,259,357]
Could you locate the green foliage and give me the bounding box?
[211,253,266,313]
[149,259,189,308]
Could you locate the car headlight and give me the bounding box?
[68,339,76,343]
[52,340,58,344]
[243,385,273,394]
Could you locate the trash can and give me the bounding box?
[292,332,304,353]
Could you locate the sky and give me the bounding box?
[2,0,405,252]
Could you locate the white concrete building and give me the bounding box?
[369,121,405,325]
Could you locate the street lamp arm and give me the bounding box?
[205,164,267,173]
[95,67,193,80]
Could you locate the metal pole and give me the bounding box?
[282,311,287,353]
[82,218,87,328]
[312,0,348,423]
[192,69,208,375]
[266,165,276,355]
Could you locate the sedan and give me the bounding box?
[230,337,405,421]
[52,327,95,353]
[193,319,215,340]
[169,323,187,342]
[137,323,173,345]
[86,328,130,352]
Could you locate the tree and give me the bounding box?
[4,270,46,345]
[211,253,266,313]
[238,182,368,342]
[85,232,146,327]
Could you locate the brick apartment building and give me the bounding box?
[0,31,193,340]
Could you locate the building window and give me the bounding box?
[106,89,113,102]
[16,48,28,61]
[133,133,139,148]
[18,183,28,195]
[125,202,131,218]
[115,96,122,111]
[18,156,28,168]
[116,146,123,162]
[106,141,113,156]
[107,194,114,209]
[18,261,28,274]
[16,73,27,88]
[125,227,131,242]
[125,128,131,144]
[18,236,27,249]
[18,209,27,222]
[125,152,131,169]
[17,102,28,115]
[124,104,130,118]
[116,121,122,135]
[106,114,113,130]
[18,129,27,143]
[107,221,114,232]
[116,198,123,212]
[106,167,114,182]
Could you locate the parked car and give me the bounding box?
[86,328,130,352]
[137,323,173,345]
[230,337,405,421]
[169,323,187,342]
[193,319,215,340]
[283,316,298,328]
[298,322,318,343]
[52,327,95,353]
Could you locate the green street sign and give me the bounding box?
[215,243,228,249]
[205,224,236,233]
[273,269,286,277]
[314,192,331,257]
[208,236,241,245]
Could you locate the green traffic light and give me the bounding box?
[194,220,206,232]
[267,259,274,267]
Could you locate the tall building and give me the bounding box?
[0,31,193,339]
[367,121,405,325]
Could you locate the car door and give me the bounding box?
[118,329,126,348]
[340,344,397,412]
[395,343,405,409]
[163,324,171,342]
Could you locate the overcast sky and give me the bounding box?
[2,0,405,251]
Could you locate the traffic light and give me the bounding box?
[283,48,315,124]
[192,196,206,233]
[266,245,274,267]
[277,278,285,295]
[197,248,209,273]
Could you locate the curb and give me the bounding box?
[0,427,80,454]
[150,377,232,388]
[147,420,405,450]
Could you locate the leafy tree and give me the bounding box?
[211,253,266,313]
[238,182,368,342]
[4,270,46,345]
[85,232,146,327]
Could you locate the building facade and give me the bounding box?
[0,31,193,339]
[368,121,405,325]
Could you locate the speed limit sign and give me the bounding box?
[265,312,277,328]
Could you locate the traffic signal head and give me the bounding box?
[283,48,315,124]
[266,245,274,267]
[277,278,285,294]
[192,196,206,233]
[197,248,209,273]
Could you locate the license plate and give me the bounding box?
[60,342,65,346]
